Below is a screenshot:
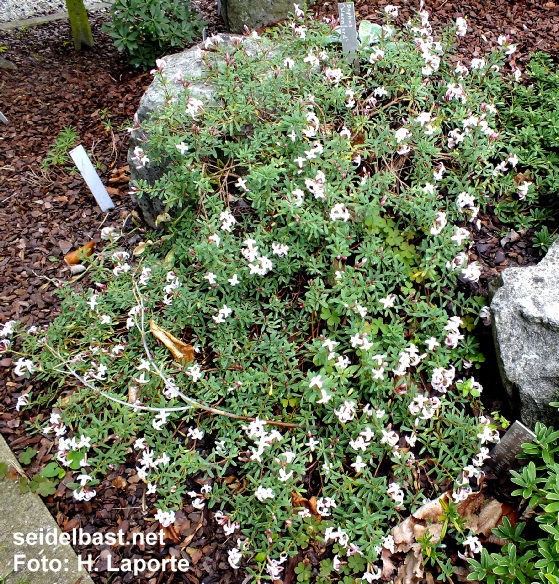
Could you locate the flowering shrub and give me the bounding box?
[9,5,553,582]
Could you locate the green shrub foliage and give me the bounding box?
[102,0,207,69]
[9,6,559,582]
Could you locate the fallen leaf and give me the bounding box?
[381,546,397,580]
[105,186,120,196]
[395,544,424,584]
[500,229,520,247]
[161,524,181,544]
[111,476,127,490]
[149,321,194,365]
[475,499,505,536]
[292,492,321,520]
[64,241,94,265]
[128,385,138,404]
[133,240,153,255]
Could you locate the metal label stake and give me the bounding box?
[70,145,115,213]
[0,111,7,124]
[486,420,536,475]
[338,2,359,72]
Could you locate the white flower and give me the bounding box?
[379,294,396,308]
[228,547,243,569]
[351,456,367,473]
[461,262,481,283]
[430,211,447,235]
[373,86,388,98]
[209,233,220,246]
[154,509,176,527]
[452,227,470,245]
[147,482,157,495]
[228,274,240,286]
[134,438,146,450]
[284,57,295,69]
[471,58,486,70]
[384,4,398,16]
[426,337,439,351]
[309,375,323,389]
[220,208,237,232]
[175,142,189,155]
[455,17,467,36]
[186,363,203,383]
[255,486,274,502]
[204,272,217,285]
[100,226,119,241]
[16,393,29,411]
[186,97,204,119]
[272,243,290,257]
[330,203,350,222]
[235,177,248,191]
[394,127,412,143]
[463,535,483,554]
[14,358,35,376]
[188,427,204,440]
[152,411,169,431]
[518,181,532,200]
[213,304,233,324]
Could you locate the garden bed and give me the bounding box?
[1,2,558,584]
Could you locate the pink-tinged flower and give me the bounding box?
[455,17,468,36]
[154,509,176,527]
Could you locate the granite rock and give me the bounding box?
[489,239,559,429]
[220,0,313,33]
[128,34,275,227]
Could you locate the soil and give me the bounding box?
[0,0,557,582]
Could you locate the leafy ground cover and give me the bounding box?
[4,5,559,583]
[0,2,558,584]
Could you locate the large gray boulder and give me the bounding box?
[221,0,312,34]
[128,34,275,228]
[490,239,559,429]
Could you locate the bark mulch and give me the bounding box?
[0,1,556,583]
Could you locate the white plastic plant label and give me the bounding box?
[69,145,115,212]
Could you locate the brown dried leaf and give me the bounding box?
[111,476,127,490]
[292,493,322,520]
[161,524,181,544]
[149,320,194,365]
[395,544,424,584]
[381,546,397,580]
[128,385,138,404]
[64,241,94,265]
[476,499,505,537]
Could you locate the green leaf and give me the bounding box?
[40,462,61,478]
[19,447,38,466]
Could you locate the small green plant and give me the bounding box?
[468,423,559,584]
[532,225,558,255]
[102,0,207,69]
[41,126,79,168]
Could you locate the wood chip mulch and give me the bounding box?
[0,0,556,582]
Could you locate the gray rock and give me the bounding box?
[128,34,276,228]
[0,434,94,584]
[221,0,313,33]
[489,239,559,429]
[0,56,16,69]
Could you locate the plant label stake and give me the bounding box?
[486,420,536,475]
[338,2,359,72]
[0,111,7,124]
[70,145,115,212]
